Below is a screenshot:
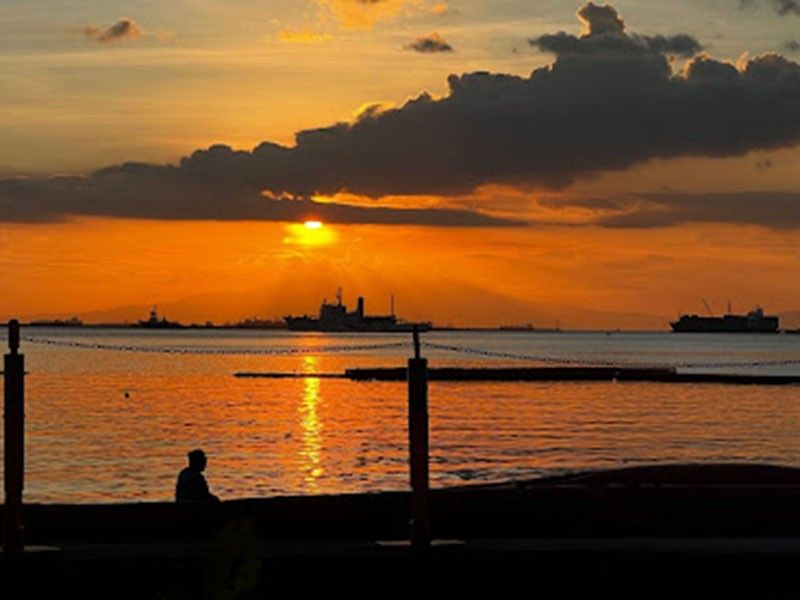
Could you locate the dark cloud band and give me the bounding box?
[545,192,800,230]
[612,192,800,229]
[0,174,519,226]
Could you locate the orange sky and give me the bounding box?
[1,216,797,329]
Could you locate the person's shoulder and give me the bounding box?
[177,467,202,486]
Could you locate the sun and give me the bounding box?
[284,220,337,247]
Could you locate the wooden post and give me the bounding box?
[408,326,430,548]
[4,319,24,554]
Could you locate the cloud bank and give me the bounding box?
[5,2,800,227]
[0,170,518,226]
[545,192,800,229]
[160,2,796,199]
[603,192,800,229]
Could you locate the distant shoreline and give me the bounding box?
[17,322,800,334]
[21,322,610,333]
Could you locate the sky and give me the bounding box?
[1,0,799,328]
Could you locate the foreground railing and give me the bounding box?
[3,320,24,554]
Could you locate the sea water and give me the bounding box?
[3,327,800,503]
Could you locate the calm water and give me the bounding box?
[3,328,800,503]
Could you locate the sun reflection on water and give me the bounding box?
[299,356,324,490]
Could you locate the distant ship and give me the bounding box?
[285,290,431,333]
[499,324,536,332]
[28,316,83,327]
[233,317,285,330]
[670,306,779,333]
[499,320,562,333]
[138,306,185,329]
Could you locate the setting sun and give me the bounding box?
[284,221,337,247]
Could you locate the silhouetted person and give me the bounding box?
[175,449,220,504]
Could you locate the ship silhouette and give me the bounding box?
[670,306,779,333]
[284,290,431,333]
[138,306,185,329]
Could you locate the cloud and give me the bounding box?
[540,196,627,211]
[546,192,800,229]
[245,2,794,199]
[5,2,800,225]
[577,2,625,35]
[0,167,520,227]
[740,0,800,15]
[784,39,800,52]
[530,3,703,58]
[775,0,800,14]
[405,32,453,53]
[83,18,143,43]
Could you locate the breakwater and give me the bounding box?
[234,366,800,385]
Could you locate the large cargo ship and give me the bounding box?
[670,307,779,333]
[285,291,431,333]
[138,306,185,329]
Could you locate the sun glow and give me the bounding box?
[284,221,336,247]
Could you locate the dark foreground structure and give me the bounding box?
[236,366,800,385]
[4,463,800,598]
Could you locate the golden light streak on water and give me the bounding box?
[299,356,324,490]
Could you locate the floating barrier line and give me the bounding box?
[9,336,800,369]
[17,336,410,356]
[421,342,800,370]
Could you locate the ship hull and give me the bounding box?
[285,319,430,333]
[138,321,186,329]
[670,316,779,333]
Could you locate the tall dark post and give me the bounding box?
[4,319,24,554]
[408,326,430,548]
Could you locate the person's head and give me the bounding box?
[188,449,207,472]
